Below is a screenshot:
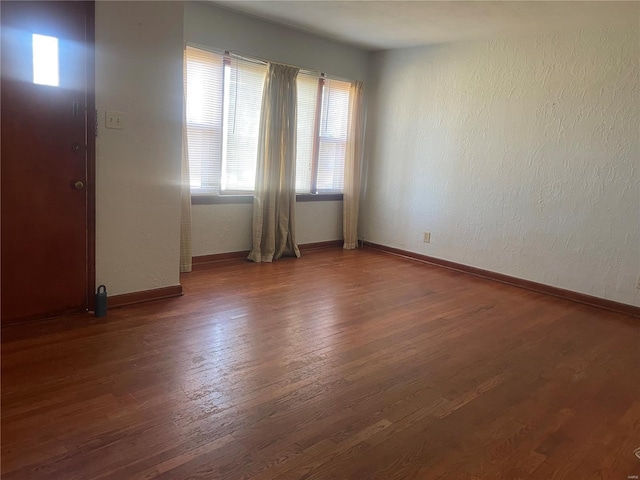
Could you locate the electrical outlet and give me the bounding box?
[105,111,125,130]
[423,232,431,243]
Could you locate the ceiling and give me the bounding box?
[212,1,640,51]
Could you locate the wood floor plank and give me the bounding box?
[2,248,638,479]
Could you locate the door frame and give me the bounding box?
[86,0,96,311]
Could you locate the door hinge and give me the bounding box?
[95,109,98,137]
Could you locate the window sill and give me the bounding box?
[296,193,343,202]
[191,193,343,205]
[191,195,253,205]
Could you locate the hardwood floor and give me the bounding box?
[2,248,639,479]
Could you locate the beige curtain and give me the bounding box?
[248,63,301,263]
[343,81,365,250]
[180,54,193,273]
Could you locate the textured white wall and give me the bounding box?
[185,2,367,256]
[363,27,640,306]
[191,204,253,256]
[191,201,342,256]
[95,2,184,295]
[296,201,343,245]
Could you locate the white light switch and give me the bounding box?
[105,111,125,130]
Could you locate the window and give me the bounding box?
[185,47,266,193]
[296,74,351,193]
[32,34,59,86]
[185,46,353,195]
[316,78,350,192]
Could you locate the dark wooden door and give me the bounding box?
[1,1,94,322]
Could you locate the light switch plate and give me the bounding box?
[105,111,125,130]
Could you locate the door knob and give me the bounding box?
[72,143,81,152]
[74,181,84,190]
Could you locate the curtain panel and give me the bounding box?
[247,64,301,263]
[343,81,365,250]
[180,54,193,273]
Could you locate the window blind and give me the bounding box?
[222,58,267,192]
[317,78,351,192]
[296,73,320,193]
[185,46,223,193]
